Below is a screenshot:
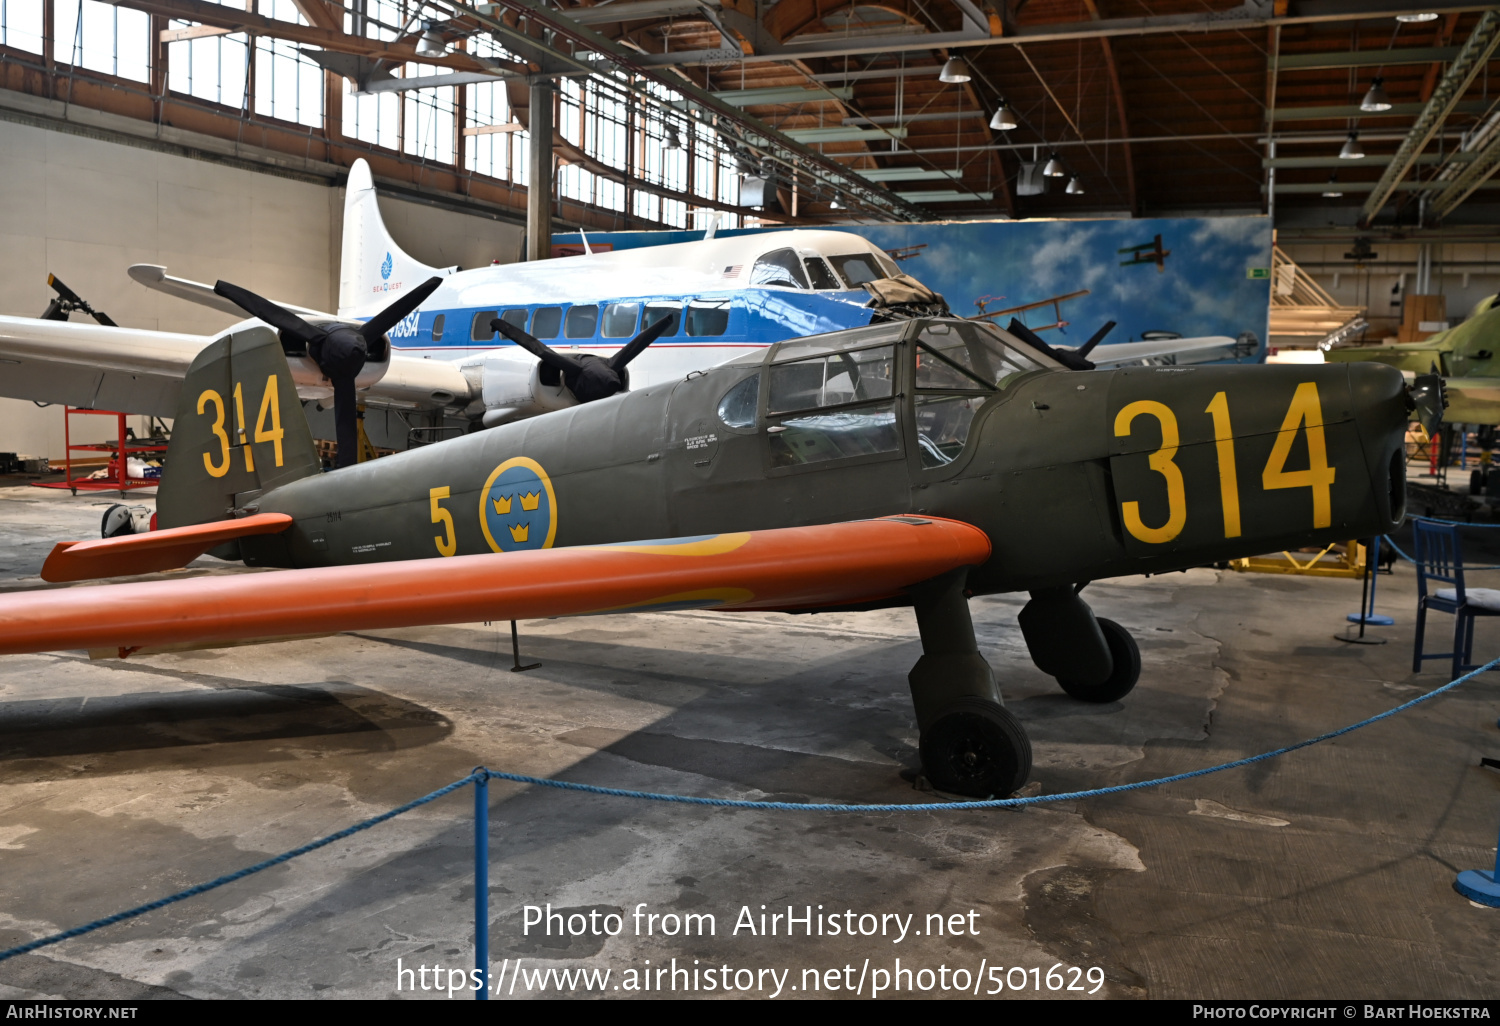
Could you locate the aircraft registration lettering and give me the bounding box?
[197,389,231,479]
[1113,400,1186,545]
[480,457,558,553]
[199,376,285,480]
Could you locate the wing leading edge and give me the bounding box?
[0,517,991,657]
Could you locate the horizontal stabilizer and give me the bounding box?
[41,513,294,583]
[128,265,330,320]
[17,517,988,653]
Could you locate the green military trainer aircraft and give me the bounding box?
[0,282,1429,797]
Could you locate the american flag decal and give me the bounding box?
[721,264,742,278]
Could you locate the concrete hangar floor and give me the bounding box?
[0,482,1496,1001]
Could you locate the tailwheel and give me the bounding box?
[1057,617,1140,703]
[919,698,1032,798]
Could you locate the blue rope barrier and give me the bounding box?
[3,656,1496,966]
[0,771,483,964]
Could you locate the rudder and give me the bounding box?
[157,326,320,531]
[338,158,444,317]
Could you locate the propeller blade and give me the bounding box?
[1007,318,1095,371]
[359,276,444,343]
[1411,373,1448,437]
[213,280,321,345]
[608,316,673,373]
[492,318,581,375]
[332,376,359,470]
[1075,320,1116,360]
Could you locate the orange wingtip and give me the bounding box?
[41,512,294,583]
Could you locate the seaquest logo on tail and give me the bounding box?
[373,251,403,295]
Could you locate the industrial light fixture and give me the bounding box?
[1339,130,1365,159]
[1396,11,1439,21]
[938,57,971,84]
[415,24,447,58]
[1065,175,1084,195]
[990,101,1017,131]
[1042,152,1066,177]
[663,126,683,151]
[830,191,843,209]
[1360,76,1392,112]
[1322,174,1344,198]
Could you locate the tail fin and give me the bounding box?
[339,159,444,317]
[157,326,320,531]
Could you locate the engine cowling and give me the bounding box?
[477,351,580,427]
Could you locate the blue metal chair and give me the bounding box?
[1412,519,1500,677]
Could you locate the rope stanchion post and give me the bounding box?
[474,769,489,1001]
[1453,807,1500,907]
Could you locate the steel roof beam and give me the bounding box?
[1430,129,1500,217]
[1264,152,1475,167]
[1270,99,1491,120]
[1361,8,1500,224]
[1271,45,1462,69]
[622,0,1495,66]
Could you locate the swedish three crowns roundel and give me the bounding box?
[480,457,558,552]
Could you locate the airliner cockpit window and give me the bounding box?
[750,249,810,289]
[826,254,882,288]
[803,256,842,291]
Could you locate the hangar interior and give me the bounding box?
[1,0,1500,1002]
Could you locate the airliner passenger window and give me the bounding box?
[803,256,841,291]
[686,300,731,336]
[644,303,681,336]
[431,314,445,341]
[717,374,759,429]
[471,310,498,341]
[602,303,640,337]
[565,305,600,339]
[749,249,809,289]
[531,307,562,338]
[501,309,527,329]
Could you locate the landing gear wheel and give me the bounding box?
[1057,617,1140,703]
[918,698,1032,798]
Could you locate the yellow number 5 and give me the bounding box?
[430,486,457,557]
[1115,400,1187,544]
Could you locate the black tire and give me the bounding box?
[1057,618,1140,703]
[919,698,1032,798]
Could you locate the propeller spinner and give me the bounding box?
[213,277,443,468]
[491,315,673,404]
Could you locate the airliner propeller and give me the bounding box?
[492,315,673,404]
[213,276,443,468]
[1007,317,1115,371]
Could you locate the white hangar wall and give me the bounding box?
[0,117,522,460]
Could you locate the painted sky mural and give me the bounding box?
[554,216,1273,354]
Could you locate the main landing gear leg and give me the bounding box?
[907,569,1032,798]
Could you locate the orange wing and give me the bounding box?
[0,516,990,657]
[41,513,294,582]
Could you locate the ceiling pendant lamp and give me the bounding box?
[830,192,843,209]
[1396,11,1439,22]
[1042,152,1066,177]
[1360,76,1392,112]
[1339,130,1364,159]
[416,24,447,57]
[663,126,683,151]
[1322,174,1343,198]
[1065,175,1084,195]
[990,101,1017,131]
[938,57,971,84]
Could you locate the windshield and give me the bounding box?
[916,321,1049,390]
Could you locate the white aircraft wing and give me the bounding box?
[128,264,331,319]
[1079,335,1245,368]
[0,314,207,418]
[0,315,477,418]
